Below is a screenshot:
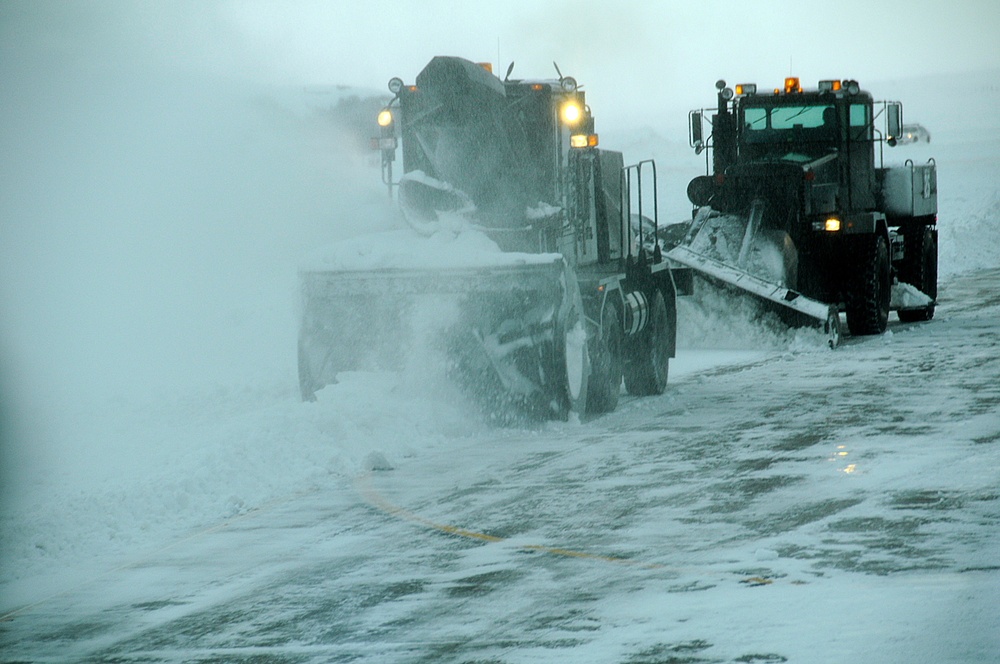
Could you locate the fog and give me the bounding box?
[207,0,1000,132]
[2,73,387,391]
[0,3,402,509]
[1,1,998,527]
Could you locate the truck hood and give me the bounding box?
[729,150,838,177]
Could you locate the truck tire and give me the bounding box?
[624,289,670,396]
[845,233,891,335]
[897,227,937,322]
[586,302,624,414]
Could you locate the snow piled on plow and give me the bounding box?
[676,283,831,352]
[300,227,561,272]
[681,208,793,287]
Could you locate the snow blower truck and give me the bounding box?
[297,56,679,420]
[665,77,937,344]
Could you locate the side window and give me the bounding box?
[849,104,868,126]
[743,107,767,131]
[850,103,871,140]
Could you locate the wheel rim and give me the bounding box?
[564,319,587,402]
[555,261,588,417]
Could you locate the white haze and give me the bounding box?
[1,0,999,583]
[0,5,401,512]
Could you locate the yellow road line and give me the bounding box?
[354,472,664,569]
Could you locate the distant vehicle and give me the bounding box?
[900,123,931,144]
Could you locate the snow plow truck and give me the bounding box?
[298,56,680,420]
[665,77,938,343]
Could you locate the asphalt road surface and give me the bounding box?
[3,270,999,663]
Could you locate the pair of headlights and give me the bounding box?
[379,100,586,129]
[379,73,590,151]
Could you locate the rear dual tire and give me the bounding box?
[624,290,671,396]
[897,227,937,323]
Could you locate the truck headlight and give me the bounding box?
[561,101,582,125]
[812,217,841,232]
[377,109,393,127]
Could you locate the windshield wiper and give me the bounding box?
[780,106,813,124]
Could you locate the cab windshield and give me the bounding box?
[738,104,842,162]
[743,104,834,135]
[740,101,872,150]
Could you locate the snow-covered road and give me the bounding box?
[3,268,998,663]
[3,53,1000,662]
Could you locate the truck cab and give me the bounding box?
[692,78,901,241]
[736,83,877,213]
[380,57,624,268]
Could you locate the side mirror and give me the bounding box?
[690,110,704,154]
[886,102,902,145]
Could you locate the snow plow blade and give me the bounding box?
[298,246,589,420]
[667,244,841,348]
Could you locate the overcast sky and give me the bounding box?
[2,0,998,125]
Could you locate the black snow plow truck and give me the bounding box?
[666,77,938,344]
[298,57,679,420]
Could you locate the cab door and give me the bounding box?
[846,102,876,211]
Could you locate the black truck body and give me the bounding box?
[676,77,937,337]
